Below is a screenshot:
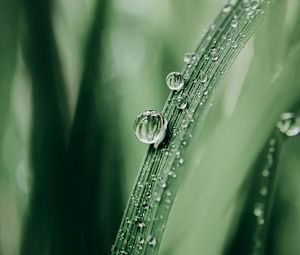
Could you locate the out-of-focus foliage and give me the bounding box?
[0,0,300,255]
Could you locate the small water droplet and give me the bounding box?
[260,187,268,196]
[231,17,238,28]
[277,112,300,137]
[199,72,208,83]
[166,190,172,196]
[181,119,189,128]
[184,53,196,64]
[253,203,264,217]
[119,250,128,255]
[166,72,184,91]
[168,171,176,178]
[179,158,184,165]
[153,192,161,202]
[176,96,188,110]
[134,110,168,147]
[222,4,232,13]
[250,0,260,9]
[175,151,181,158]
[210,48,219,61]
[138,222,146,229]
[147,235,157,247]
[257,217,265,225]
[160,182,167,189]
[262,169,270,177]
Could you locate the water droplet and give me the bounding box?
[138,222,146,229]
[134,110,168,147]
[257,217,265,225]
[181,119,189,128]
[166,190,172,196]
[262,169,270,177]
[184,53,196,64]
[138,237,145,245]
[231,17,238,28]
[231,40,238,48]
[277,112,300,137]
[179,158,184,165]
[160,182,167,189]
[253,203,264,217]
[199,72,208,83]
[119,250,128,255]
[222,4,232,13]
[147,235,157,247]
[168,171,176,178]
[260,187,268,196]
[153,192,161,202]
[166,72,184,91]
[250,0,260,9]
[210,48,219,61]
[176,96,188,110]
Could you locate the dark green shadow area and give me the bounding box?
[20,0,124,254]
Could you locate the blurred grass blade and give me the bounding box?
[226,131,283,255]
[62,0,124,254]
[20,0,69,254]
[0,0,20,254]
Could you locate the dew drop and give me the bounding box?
[231,17,238,28]
[176,96,188,110]
[184,53,196,64]
[179,158,184,165]
[262,169,270,177]
[147,235,157,247]
[260,187,268,196]
[134,110,168,147]
[199,72,208,83]
[153,192,161,202]
[210,48,219,61]
[257,217,265,225]
[277,112,300,137]
[250,0,260,9]
[119,250,128,255]
[181,119,189,128]
[253,203,264,217]
[166,72,185,91]
[222,4,232,13]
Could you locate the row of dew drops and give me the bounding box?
[133,0,268,149]
[125,0,274,254]
[130,50,209,253]
[251,112,300,254]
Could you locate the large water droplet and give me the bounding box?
[134,110,168,147]
[166,72,184,91]
[277,112,300,137]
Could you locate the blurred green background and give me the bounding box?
[1,0,300,254]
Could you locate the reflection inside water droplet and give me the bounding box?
[166,72,184,91]
[134,110,168,147]
[277,112,300,137]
